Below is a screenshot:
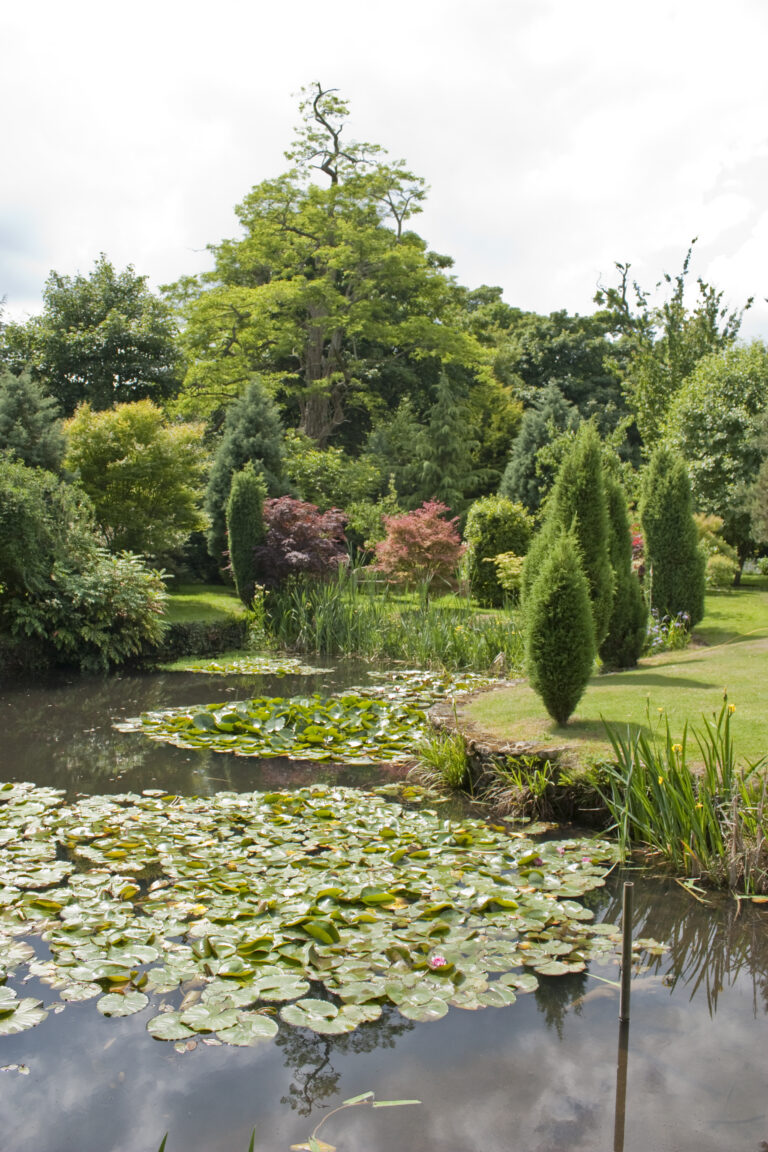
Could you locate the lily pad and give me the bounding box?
[97,991,149,1017]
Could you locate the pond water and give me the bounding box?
[0,667,767,1152]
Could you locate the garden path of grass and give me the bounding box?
[463,577,768,768]
[163,583,246,625]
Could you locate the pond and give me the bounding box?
[0,666,766,1152]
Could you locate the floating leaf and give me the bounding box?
[97,991,149,1017]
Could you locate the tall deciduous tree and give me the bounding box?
[205,378,286,563]
[663,342,768,567]
[1,255,182,415]
[64,400,207,558]
[595,243,751,446]
[173,83,484,444]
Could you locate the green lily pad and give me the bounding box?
[97,991,149,1017]
[216,1014,279,1046]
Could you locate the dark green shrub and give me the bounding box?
[465,495,533,606]
[525,532,596,724]
[640,447,705,625]
[226,463,267,606]
[600,471,647,669]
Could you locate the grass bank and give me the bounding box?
[462,576,768,768]
[157,584,250,660]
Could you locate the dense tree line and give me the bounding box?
[1,81,767,673]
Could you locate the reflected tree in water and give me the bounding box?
[275,1006,413,1117]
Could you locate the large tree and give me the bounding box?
[1,255,182,415]
[663,342,768,567]
[173,83,484,446]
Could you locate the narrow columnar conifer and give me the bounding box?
[600,470,647,668]
[205,378,286,564]
[640,447,705,625]
[525,531,596,725]
[547,422,614,646]
[226,463,267,606]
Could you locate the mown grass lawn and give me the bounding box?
[463,576,768,768]
[163,583,246,624]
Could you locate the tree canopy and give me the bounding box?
[64,400,207,558]
[172,83,485,446]
[663,341,768,564]
[1,255,182,416]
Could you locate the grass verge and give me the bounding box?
[462,576,768,768]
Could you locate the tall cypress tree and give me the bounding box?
[640,447,705,625]
[525,531,596,724]
[205,378,286,564]
[226,463,267,606]
[524,422,614,646]
[600,468,647,668]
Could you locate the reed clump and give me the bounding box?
[598,696,768,894]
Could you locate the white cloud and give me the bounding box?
[1,0,766,338]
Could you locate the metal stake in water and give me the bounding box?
[619,881,633,1022]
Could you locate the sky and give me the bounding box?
[2,0,768,339]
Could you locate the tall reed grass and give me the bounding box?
[598,697,768,893]
[266,568,525,673]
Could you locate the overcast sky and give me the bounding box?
[2,0,767,339]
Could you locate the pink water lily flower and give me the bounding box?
[428,955,448,969]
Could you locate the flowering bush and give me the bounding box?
[643,609,691,655]
[373,502,465,593]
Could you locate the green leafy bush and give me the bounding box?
[7,550,167,672]
[524,532,596,724]
[465,496,533,607]
[706,553,740,589]
[0,456,167,671]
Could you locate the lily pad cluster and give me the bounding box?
[173,656,332,677]
[0,780,619,1045]
[117,694,428,764]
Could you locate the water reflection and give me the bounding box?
[1,671,768,1150]
[275,1006,413,1116]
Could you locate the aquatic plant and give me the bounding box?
[599,698,768,892]
[415,728,469,791]
[0,782,619,1042]
[265,567,524,673]
[119,693,428,765]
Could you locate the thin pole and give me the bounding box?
[613,1019,630,1152]
[619,881,634,1022]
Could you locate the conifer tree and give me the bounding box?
[205,378,286,563]
[418,373,476,514]
[600,469,647,668]
[226,463,267,606]
[640,447,705,625]
[547,421,614,646]
[525,531,596,724]
[0,368,65,471]
[521,422,614,647]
